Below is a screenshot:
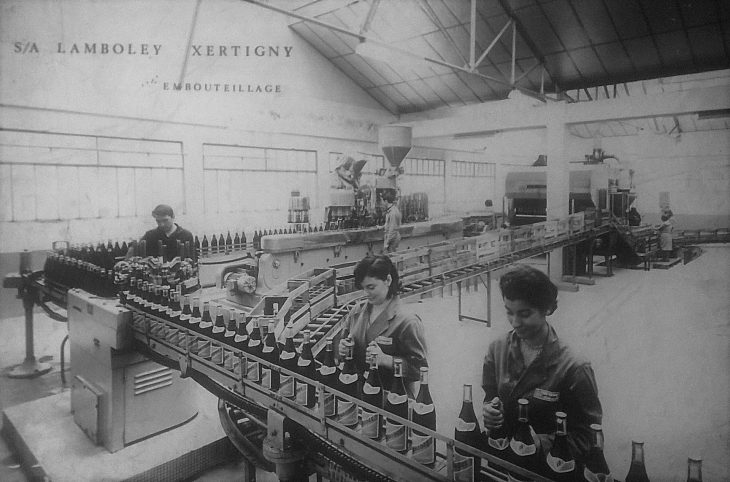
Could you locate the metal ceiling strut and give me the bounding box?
[243,0,552,103]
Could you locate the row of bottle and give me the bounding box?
[54,241,127,272]
[126,284,438,467]
[44,252,117,297]
[453,385,705,482]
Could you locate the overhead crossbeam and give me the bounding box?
[244,0,550,102]
[359,0,381,35]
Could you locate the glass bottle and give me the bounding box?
[190,297,202,327]
[486,397,511,460]
[212,304,226,342]
[279,325,298,400]
[261,320,280,392]
[234,311,249,349]
[245,318,262,384]
[295,330,317,409]
[384,358,409,454]
[411,366,436,467]
[583,423,612,482]
[360,354,383,440]
[454,384,482,482]
[625,440,650,482]
[318,337,339,418]
[509,398,542,476]
[337,341,360,429]
[686,456,702,482]
[546,411,577,481]
[223,309,237,345]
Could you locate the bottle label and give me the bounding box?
[281,351,295,361]
[323,392,336,417]
[297,358,312,368]
[279,374,295,397]
[295,380,309,405]
[412,402,435,415]
[212,325,224,334]
[546,453,575,473]
[339,373,358,385]
[337,400,358,426]
[453,452,475,482]
[319,365,336,376]
[200,320,213,329]
[455,418,477,432]
[488,435,510,451]
[180,313,190,322]
[411,432,435,465]
[362,383,381,395]
[246,360,260,382]
[509,438,536,456]
[387,392,408,405]
[583,466,613,482]
[360,409,381,439]
[234,334,248,344]
[261,367,272,389]
[171,310,181,319]
[224,329,235,337]
[190,316,201,325]
[385,421,407,451]
[262,345,274,354]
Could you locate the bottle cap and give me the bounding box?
[518,398,528,405]
[555,411,567,419]
[589,423,603,431]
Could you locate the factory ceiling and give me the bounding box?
[251,0,730,136]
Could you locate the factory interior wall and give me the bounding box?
[443,124,730,229]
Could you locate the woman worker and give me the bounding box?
[382,189,402,253]
[338,255,427,398]
[655,209,674,261]
[482,265,602,462]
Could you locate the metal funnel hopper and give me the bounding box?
[378,125,412,168]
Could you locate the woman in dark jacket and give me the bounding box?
[482,265,603,462]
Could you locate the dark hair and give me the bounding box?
[354,255,399,299]
[381,189,396,204]
[499,265,558,315]
[152,204,174,217]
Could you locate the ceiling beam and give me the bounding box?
[405,84,730,138]
[359,0,381,35]
[244,0,550,102]
[471,20,512,72]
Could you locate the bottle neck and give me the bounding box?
[687,457,702,481]
[462,384,473,404]
[419,368,429,385]
[631,442,645,464]
[518,400,529,422]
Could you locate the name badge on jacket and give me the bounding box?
[534,388,559,403]
[375,336,393,346]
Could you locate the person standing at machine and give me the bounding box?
[128,204,195,262]
[338,255,428,398]
[382,189,402,253]
[655,209,674,261]
[481,265,603,462]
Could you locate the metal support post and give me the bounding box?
[7,251,52,379]
[458,275,491,325]
[587,236,594,279]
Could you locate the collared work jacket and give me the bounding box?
[342,296,427,398]
[482,324,602,459]
[383,204,402,252]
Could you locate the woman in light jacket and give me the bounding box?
[382,189,402,253]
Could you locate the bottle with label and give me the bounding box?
[411,366,436,467]
[212,304,227,342]
[234,311,249,350]
[165,291,181,344]
[360,354,383,440]
[197,301,214,359]
[624,440,650,482]
[295,330,317,409]
[485,397,511,469]
[384,358,409,454]
[582,423,612,482]
[223,309,237,346]
[338,342,360,429]
[454,384,482,482]
[546,411,577,482]
[279,325,298,400]
[218,234,225,254]
[318,337,339,418]
[245,318,263,384]
[261,320,280,392]
[201,235,209,257]
[190,297,202,328]
[686,456,702,482]
[225,231,233,254]
[509,398,544,479]
[210,234,218,255]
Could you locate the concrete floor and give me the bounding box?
[2,245,729,481]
